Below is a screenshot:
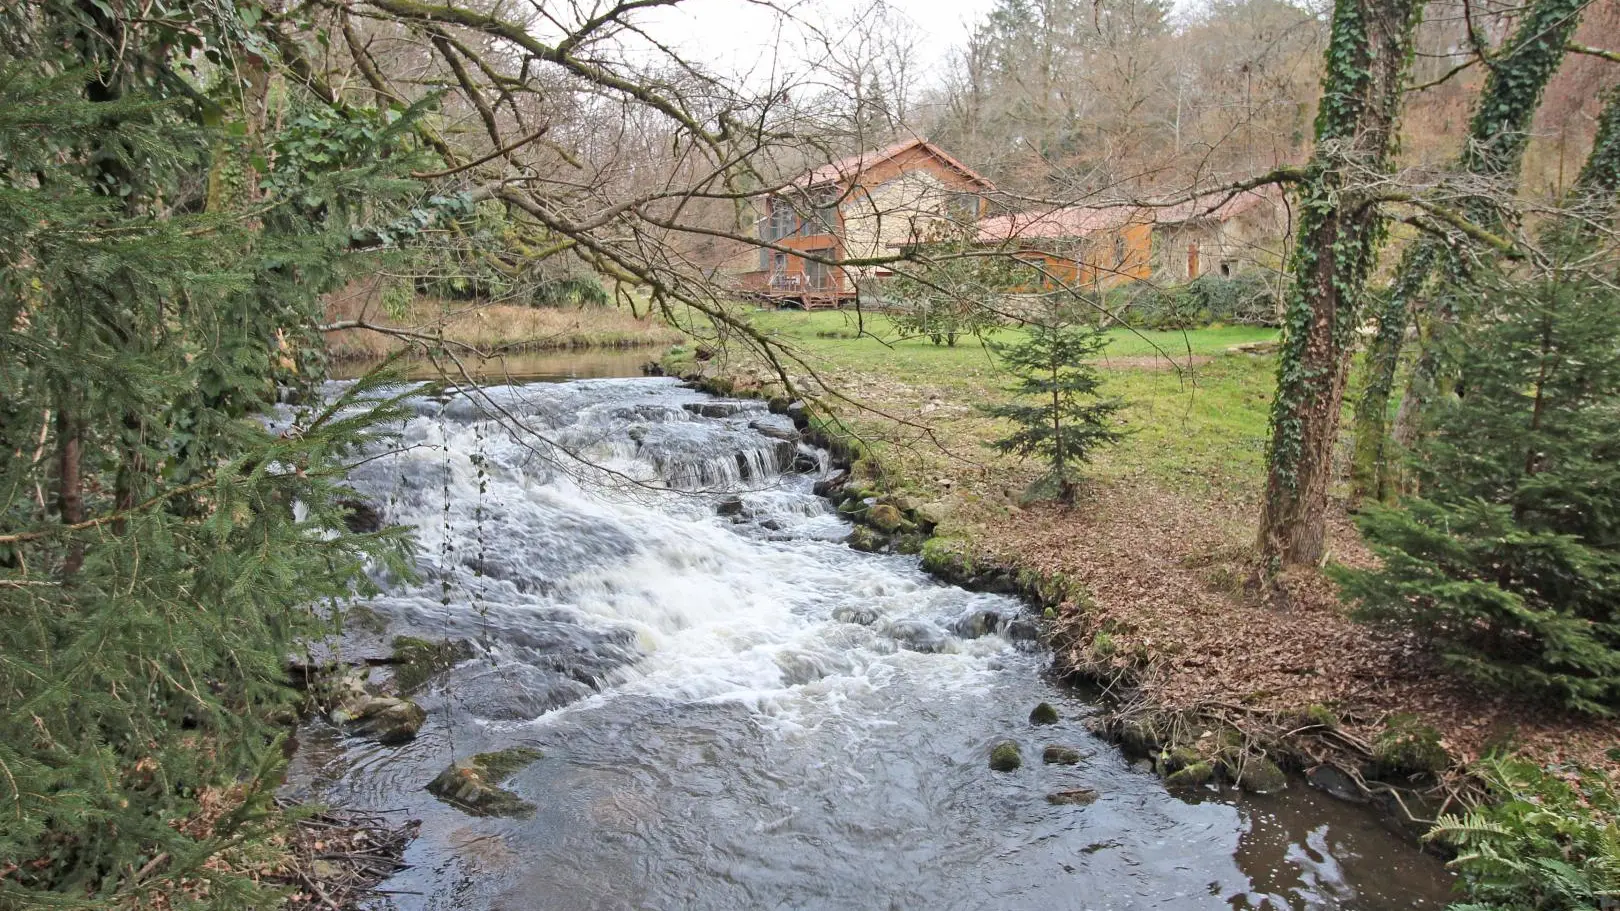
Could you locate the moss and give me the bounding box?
[391,635,475,693]
[426,747,543,818]
[1091,630,1117,658]
[1157,746,1201,775]
[1165,762,1215,789]
[865,504,907,533]
[846,526,884,552]
[1116,718,1165,758]
[344,605,389,635]
[1300,704,1340,729]
[1371,715,1449,778]
[1237,757,1287,794]
[989,740,1022,772]
[1029,702,1060,725]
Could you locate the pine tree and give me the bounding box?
[1336,260,1620,715]
[0,2,420,905]
[979,315,1125,502]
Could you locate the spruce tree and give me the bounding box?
[979,314,1125,502]
[1336,260,1620,715]
[0,2,419,905]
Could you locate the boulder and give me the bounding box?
[812,469,848,497]
[427,747,543,818]
[716,496,746,517]
[337,498,384,534]
[1046,788,1098,806]
[846,526,885,552]
[1029,702,1060,725]
[344,697,426,745]
[989,740,1022,772]
[1164,762,1214,789]
[390,636,475,694]
[1042,745,1085,766]
[1237,758,1287,795]
[831,605,881,626]
[950,609,1004,639]
[865,504,907,532]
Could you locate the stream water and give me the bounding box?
[285,369,1455,910]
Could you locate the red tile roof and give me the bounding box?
[792,138,994,190]
[976,189,1279,244]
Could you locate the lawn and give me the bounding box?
[720,309,1281,501]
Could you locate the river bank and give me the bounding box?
[671,310,1620,812]
[322,290,684,363]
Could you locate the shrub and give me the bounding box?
[1121,272,1279,329]
[532,275,610,308]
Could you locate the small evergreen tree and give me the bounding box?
[979,312,1125,502]
[1336,262,1620,715]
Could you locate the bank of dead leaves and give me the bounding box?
[971,479,1620,777]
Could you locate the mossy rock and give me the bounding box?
[866,504,907,533]
[391,635,475,693]
[427,747,543,818]
[1371,715,1449,778]
[1116,719,1164,758]
[1046,788,1099,806]
[1028,702,1060,726]
[1156,746,1201,776]
[846,526,885,553]
[989,740,1022,772]
[1236,758,1287,795]
[1165,761,1215,789]
[344,697,426,745]
[1042,744,1085,766]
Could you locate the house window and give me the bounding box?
[1220,261,1232,277]
[764,202,796,241]
[770,251,787,273]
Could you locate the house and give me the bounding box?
[1145,190,1288,283]
[972,189,1287,294]
[974,207,1154,292]
[737,138,996,309]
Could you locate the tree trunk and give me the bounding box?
[1257,0,1426,567]
[1348,240,1438,503]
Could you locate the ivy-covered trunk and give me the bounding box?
[1363,0,1591,474]
[1257,0,1425,567]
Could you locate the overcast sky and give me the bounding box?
[634,0,997,85]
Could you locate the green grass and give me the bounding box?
[721,308,1280,499]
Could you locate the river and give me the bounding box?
[285,365,1454,910]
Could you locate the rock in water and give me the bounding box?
[1029,702,1060,725]
[1042,745,1084,765]
[1237,758,1287,795]
[390,635,475,693]
[989,740,1022,772]
[1164,762,1214,789]
[1046,788,1099,806]
[427,748,544,818]
[345,697,427,745]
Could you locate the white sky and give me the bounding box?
[634,0,997,86]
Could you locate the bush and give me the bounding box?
[532,275,610,308]
[1121,272,1279,330]
[1429,757,1620,910]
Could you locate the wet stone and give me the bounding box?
[989,740,1022,772]
[427,747,544,818]
[1029,702,1060,725]
[1046,788,1099,806]
[1043,745,1085,765]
